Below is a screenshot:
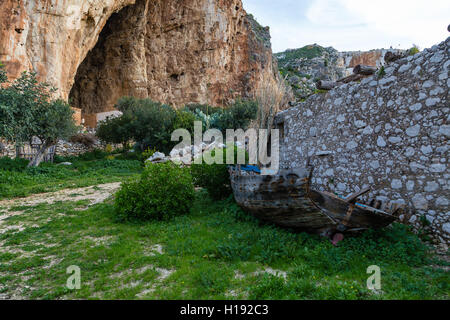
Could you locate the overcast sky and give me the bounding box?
[242,0,450,53]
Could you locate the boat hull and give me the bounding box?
[229,166,397,235]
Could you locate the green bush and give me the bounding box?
[214,99,258,133]
[0,156,29,172]
[191,146,248,200]
[97,97,258,155]
[97,97,177,154]
[0,63,7,83]
[172,109,199,134]
[96,115,133,146]
[191,162,230,201]
[184,100,257,133]
[377,66,386,79]
[114,162,195,222]
[409,45,420,56]
[183,103,223,116]
[140,147,157,162]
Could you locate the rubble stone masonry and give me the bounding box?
[275,37,450,246]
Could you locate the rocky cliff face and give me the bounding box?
[0,0,277,115]
[276,44,406,99]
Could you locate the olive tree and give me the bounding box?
[0,66,78,167]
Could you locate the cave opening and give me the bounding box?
[69,0,149,122]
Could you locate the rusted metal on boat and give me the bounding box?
[229,166,398,236]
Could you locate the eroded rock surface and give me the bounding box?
[276,44,406,99]
[1,0,277,115]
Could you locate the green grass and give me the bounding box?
[0,189,448,300]
[0,157,142,199]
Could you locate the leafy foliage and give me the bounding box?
[409,45,420,56]
[191,146,248,200]
[183,103,223,116]
[214,99,258,133]
[0,70,77,166]
[114,162,195,222]
[0,63,7,84]
[97,97,177,153]
[141,147,157,161]
[377,66,386,79]
[97,97,258,154]
[0,156,29,172]
[96,114,134,147]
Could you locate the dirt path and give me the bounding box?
[0,182,122,219]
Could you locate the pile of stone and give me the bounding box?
[55,139,102,157]
[146,152,169,164]
[146,141,227,165]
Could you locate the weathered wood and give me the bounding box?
[316,80,337,90]
[353,64,377,75]
[337,73,365,83]
[229,167,397,235]
[345,187,371,204]
[385,51,404,63]
[309,190,397,229]
[27,140,53,167]
[16,142,56,165]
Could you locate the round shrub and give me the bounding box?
[114,162,195,222]
[191,146,248,200]
[0,157,29,172]
[191,161,231,201]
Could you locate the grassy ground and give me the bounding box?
[0,155,448,299]
[0,155,142,199]
[0,186,448,299]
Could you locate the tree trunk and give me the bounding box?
[28,141,53,167]
[316,80,337,90]
[336,73,365,84]
[353,64,377,75]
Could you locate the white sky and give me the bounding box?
[243,0,450,53]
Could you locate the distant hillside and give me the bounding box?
[276,44,335,65]
[275,44,407,100]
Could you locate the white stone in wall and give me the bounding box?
[412,194,429,210]
[391,179,402,189]
[406,125,421,137]
[377,136,386,147]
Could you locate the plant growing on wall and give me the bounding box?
[0,63,6,84]
[0,66,78,167]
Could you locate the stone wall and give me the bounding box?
[0,140,100,159]
[275,37,449,246]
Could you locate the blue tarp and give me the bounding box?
[240,165,261,174]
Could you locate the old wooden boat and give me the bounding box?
[229,166,398,237]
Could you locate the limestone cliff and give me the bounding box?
[276,44,406,99]
[0,0,277,115]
